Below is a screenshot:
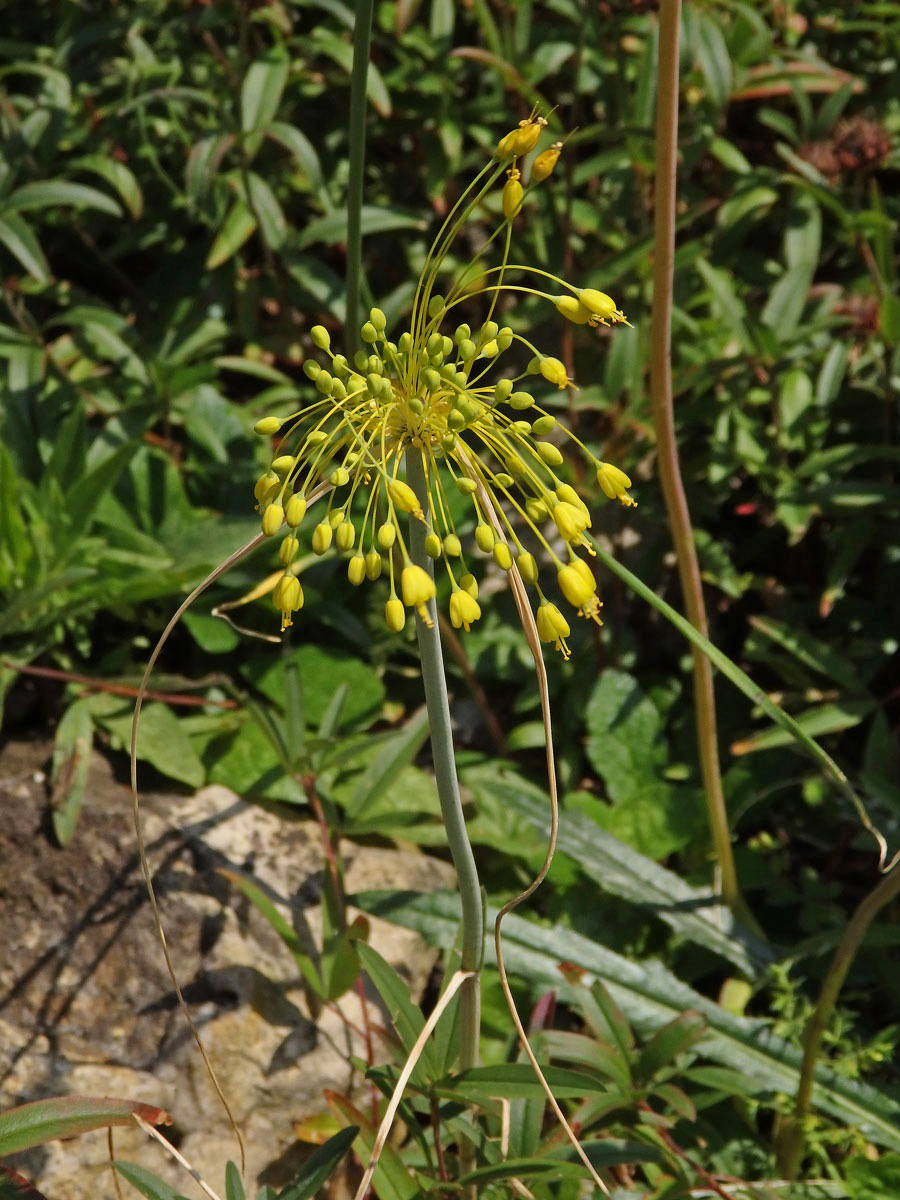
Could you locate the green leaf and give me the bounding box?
[185,133,235,203]
[695,259,753,351]
[274,1125,359,1200]
[438,1063,607,1103]
[4,180,121,217]
[784,189,822,269]
[506,785,773,976]
[264,121,324,194]
[748,616,862,692]
[846,1152,900,1200]
[344,705,430,820]
[50,697,94,846]
[112,1162,192,1200]
[358,889,900,1152]
[0,1096,170,1156]
[243,171,287,249]
[219,869,324,997]
[761,262,814,337]
[582,670,703,858]
[225,1162,246,1200]
[691,11,733,107]
[72,153,143,218]
[242,645,385,730]
[207,202,257,269]
[355,942,438,1081]
[310,28,391,116]
[91,695,205,788]
[326,1095,418,1200]
[634,1011,707,1083]
[241,52,289,133]
[296,205,426,251]
[731,699,875,755]
[0,214,49,280]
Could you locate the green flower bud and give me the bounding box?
[365,549,383,580]
[494,472,514,488]
[279,536,300,565]
[454,323,471,343]
[480,339,499,358]
[329,466,350,487]
[509,391,535,410]
[331,354,348,375]
[369,307,387,331]
[303,359,322,381]
[254,416,281,435]
[493,542,513,570]
[442,335,454,358]
[361,321,378,343]
[311,325,330,349]
[456,477,477,495]
[497,327,513,351]
[537,441,564,467]
[315,371,334,394]
[527,498,549,523]
[531,414,556,436]
[331,378,347,401]
[428,294,445,318]
[385,596,406,632]
[516,551,538,584]
[408,396,425,415]
[458,338,476,362]
[377,521,397,549]
[424,532,442,558]
[444,533,462,557]
[494,379,513,404]
[354,350,369,371]
[336,520,356,551]
[272,455,296,474]
[441,432,456,452]
[448,408,466,431]
[423,368,441,392]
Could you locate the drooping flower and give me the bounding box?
[253,117,635,647]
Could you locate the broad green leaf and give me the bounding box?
[274,1125,359,1200]
[90,695,205,788]
[0,1096,170,1156]
[695,259,753,351]
[207,202,257,268]
[357,889,900,1152]
[50,697,94,846]
[691,10,733,107]
[241,645,385,730]
[185,133,235,203]
[243,171,287,249]
[784,189,822,269]
[241,52,289,133]
[505,785,773,976]
[0,214,49,280]
[536,1030,631,1090]
[296,205,426,251]
[437,1063,607,1103]
[5,180,121,217]
[779,367,814,445]
[717,185,778,229]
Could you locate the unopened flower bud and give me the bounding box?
[532,415,556,436]
[348,554,366,586]
[279,536,299,565]
[303,359,322,380]
[443,533,462,557]
[516,551,538,584]
[377,521,397,549]
[540,357,572,388]
[369,307,387,331]
[493,542,513,570]
[365,549,383,580]
[312,521,333,554]
[385,596,406,632]
[254,416,282,435]
[311,325,330,349]
[285,494,306,527]
[537,441,564,467]
[475,523,495,553]
[262,504,284,536]
[361,321,378,343]
[424,532,442,558]
[336,520,356,551]
[388,479,423,517]
[502,173,524,220]
[532,141,562,182]
[509,391,534,410]
[556,294,592,324]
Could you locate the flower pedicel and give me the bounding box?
[253,115,635,658]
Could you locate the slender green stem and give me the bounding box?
[776,859,900,1178]
[650,0,749,924]
[346,0,374,357]
[405,449,483,1076]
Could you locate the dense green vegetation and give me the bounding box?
[1,1,899,1196]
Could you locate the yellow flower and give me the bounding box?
[251,119,633,650]
[449,589,481,631]
[536,601,571,658]
[273,574,303,631]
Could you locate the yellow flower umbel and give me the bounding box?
[253,117,635,650]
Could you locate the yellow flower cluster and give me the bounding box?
[252,116,634,658]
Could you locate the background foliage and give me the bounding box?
[1,0,899,1195]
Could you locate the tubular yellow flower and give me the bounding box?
[251,119,634,653]
[273,575,303,631]
[401,563,436,622]
[536,601,571,659]
[596,461,637,506]
[449,589,481,631]
[539,356,572,388]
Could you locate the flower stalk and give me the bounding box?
[406,448,483,1071]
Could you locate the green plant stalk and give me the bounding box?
[345,0,374,357]
[776,858,900,1178]
[405,450,483,1076]
[650,0,748,923]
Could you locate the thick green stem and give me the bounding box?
[650,0,749,924]
[345,0,374,357]
[776,859,900,1178]
[405,450,483,1074]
